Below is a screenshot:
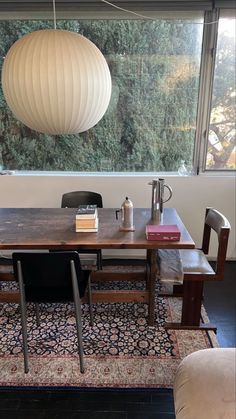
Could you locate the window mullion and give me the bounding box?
[194,8,219,174]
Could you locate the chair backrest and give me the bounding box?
[61,191,103,208]
[201,207,231,279]
[12,251,88,302]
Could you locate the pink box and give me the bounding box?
[146,224,181,241]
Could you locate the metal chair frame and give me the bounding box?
[13,251,93,374]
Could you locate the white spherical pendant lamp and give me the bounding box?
[1,29,112,135]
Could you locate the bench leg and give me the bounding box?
[181,281,203,326]
[164,280,217,332]
[173,284,183,295]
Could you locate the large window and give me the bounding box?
[0,9,235,174]
[206,15,236,170]
[0,17,203,172]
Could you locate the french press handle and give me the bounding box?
[115,209,120,220]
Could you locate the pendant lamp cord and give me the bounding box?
[101,0,219,25]
[53,0,57,29]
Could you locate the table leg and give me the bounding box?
[147,249,157,326]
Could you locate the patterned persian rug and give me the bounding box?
[0,264,218,389]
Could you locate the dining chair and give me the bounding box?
[61,191,103,270]
[163,207,231,331]
[12,251,93,374]
[61,191,103,209]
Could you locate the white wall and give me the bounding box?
[0,173,235,259]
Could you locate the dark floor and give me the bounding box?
[0,261,235,419]
[204,261,236,348]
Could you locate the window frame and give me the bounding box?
[196,8,236,173]
[194,8,220,174]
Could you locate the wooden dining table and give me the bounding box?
[0,207,195,325]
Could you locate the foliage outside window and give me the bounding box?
[206,17,236,170]
[0,18,203,173]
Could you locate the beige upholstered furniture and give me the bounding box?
[174,348,236,419]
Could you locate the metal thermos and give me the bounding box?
[116,197,135,231]
[148,178,173,223]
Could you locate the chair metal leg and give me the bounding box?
[70,260,85,374]
[17,261,29,374]
[87,275,94,327]
[97,250,103,270]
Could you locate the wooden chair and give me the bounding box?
[12,251,93,374]
[165,207,231,331]
[61,191,103,270]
